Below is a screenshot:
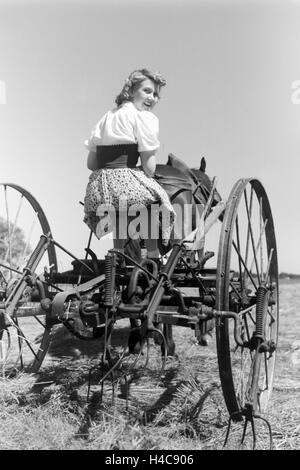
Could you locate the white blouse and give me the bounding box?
[84,102,160,153]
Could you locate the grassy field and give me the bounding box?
[0,280,299,450]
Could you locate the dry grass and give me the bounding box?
[0,280,299,450]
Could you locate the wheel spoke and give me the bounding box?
[243,186,254,286]
[12,318,41,361]
[229,280,243,301]
[33,315,46,328]
[0,262,22,275]
[6,270,27,305]
[232,240,258,291]
[264,248,274,284]
[247,219,268,284]
[244,189,261,283]
[42,281,63,292]
[235,216,244,292]
[259,197,264,278]
[248,311,256,326]
[4,194,24,264]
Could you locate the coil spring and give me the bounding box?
[255,285,268,339]
[104,252,116,306]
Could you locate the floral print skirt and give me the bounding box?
[84,168,175,245]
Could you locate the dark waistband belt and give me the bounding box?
[96,144,139,169]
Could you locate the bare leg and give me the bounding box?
[113,211,127,252]
[146,209,160,258]
[113,238,126,252]
[145,238,159,258]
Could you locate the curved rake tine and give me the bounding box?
[240,419,248,448]
[98,353,124,386]
[86,358,111,404]
[99,350,117,406]
[132,336,150,373]
[116,371,130,412]
[223,415,232,448]
[237,407,273,450]
[3,319,32,376]
[223,410,241,448]
[87,367,93,402]
[143,337,150,369]
[121,341,146,377]
[98,346,132,388]
[99,342,143,390]
[116,372,130,412]
[97,343,144,405]
[254,414,274,450]
[251,419,257,450]
[125,373,129,411]
[99,361,105,404]
[85,361,101,402]
[107,333,150,386]
[151,327,168,378]
[111,374,115,405]
[108,355,116,395]
[239,417,257,450]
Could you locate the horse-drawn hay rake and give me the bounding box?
[0,155,278,448]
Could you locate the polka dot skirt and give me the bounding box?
[84,168,175,245]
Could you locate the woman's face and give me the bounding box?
[131,78,160,111]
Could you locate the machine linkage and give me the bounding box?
[0,240,277,358]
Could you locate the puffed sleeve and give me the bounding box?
[84,126,97,152]
[134,111,160,152]
[84,115,105,152]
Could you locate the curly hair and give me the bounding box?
[115,68,166,107]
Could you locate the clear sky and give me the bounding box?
[1,0,300,273]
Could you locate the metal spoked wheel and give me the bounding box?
[216,178,279,419]
[0,183,58,374]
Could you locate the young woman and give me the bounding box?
[83,68,175,257]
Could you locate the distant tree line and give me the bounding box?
[0,217,29,267]
[279,272,300,279]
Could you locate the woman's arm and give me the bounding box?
[140,151,156,177]
[87,151,98,171]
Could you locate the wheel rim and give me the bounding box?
[216,178,279,417]
[0,183,57,374]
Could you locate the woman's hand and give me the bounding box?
[140,151,156,177]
